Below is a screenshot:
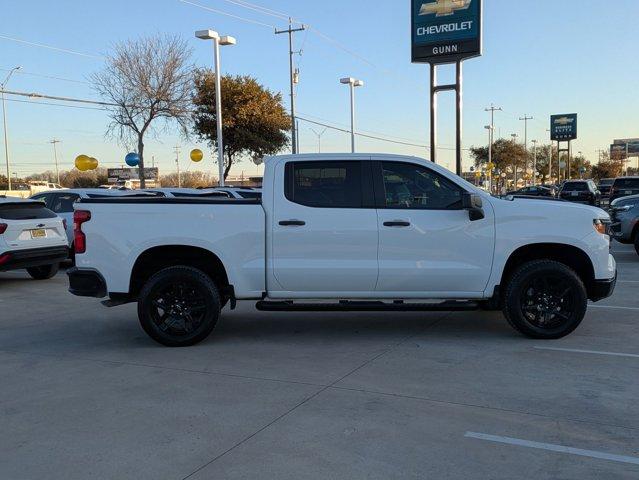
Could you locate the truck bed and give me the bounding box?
[74,196,266,298]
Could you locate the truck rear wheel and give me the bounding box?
[503,260,587,339]
[137,266,221,347]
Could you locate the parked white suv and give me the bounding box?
[0,196,68,279]
[68,154,616,346]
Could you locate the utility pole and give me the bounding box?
[275,19,306,155]
[174,146,181,188]
[49,139,61,185]
[484,104,502,193]
[310,127,327,153]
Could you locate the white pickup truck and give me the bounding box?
[68,154,616,346]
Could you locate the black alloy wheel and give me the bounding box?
[503,260,587,339]
[138,266,220,347]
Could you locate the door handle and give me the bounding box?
[383,221,411,227]
[279,220,306,226]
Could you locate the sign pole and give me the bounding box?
[455,60,463,176]
[429,63,437,164]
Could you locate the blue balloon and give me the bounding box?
[125,152,140,167]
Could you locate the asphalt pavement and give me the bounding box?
[1,243,638,479]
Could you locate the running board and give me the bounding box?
[255,300,480,312]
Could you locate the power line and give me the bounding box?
[0,67,89,85]
[216,0,292,21]
[0,34,103,59]
[178,0,276,29]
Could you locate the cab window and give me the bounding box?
[379,162,463,210]
[285,161,364,208]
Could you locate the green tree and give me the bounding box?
[470,138,528,187]
[591,152,624,180]
[192,72,290,180]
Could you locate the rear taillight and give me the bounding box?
[73,210,91,254]
[0,223,7,234]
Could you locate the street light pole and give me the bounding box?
[196,30,236,187]
[531,139,537,185]
[340,77,363,153]
[1,66,21,191]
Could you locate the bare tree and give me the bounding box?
[92,35,193,187]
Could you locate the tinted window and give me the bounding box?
[613,178,639,188]
[286,161,363,208]
[563,182,588,191]
[51,193,80,213]
[0,203,57,220]
[380,162,462,209]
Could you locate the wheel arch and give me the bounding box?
[129,245,231,299]
[500,243,596,296]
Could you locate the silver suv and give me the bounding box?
[609,194,639,255]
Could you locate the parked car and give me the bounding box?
[30,189,157,256]
[143,188,232,198]
[610,176,639,202]
[505,185,556,197]
[211,187,262,200]
[597,178,615,197]
[67,153,616,347]
[0,196,68,279]
[558,180,601,206]
[609,194,639,254]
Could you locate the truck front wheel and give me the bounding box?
[503,260,587,339]
[137,266,221,347]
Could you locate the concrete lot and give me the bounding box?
[1,243,638,479]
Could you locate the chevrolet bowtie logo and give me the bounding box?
[419,0,471,16]
[554,117,575,125]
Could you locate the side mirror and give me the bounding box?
[462,192,485,221]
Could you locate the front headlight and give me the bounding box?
[593,218,609,235]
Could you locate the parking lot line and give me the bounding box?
[589,304,639,311]
[533,346,639,359]
[464,432,639,466]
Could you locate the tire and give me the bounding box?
[502,260,587,339]
[634,234,639,256]
[137,266,221,347]
[26,263,59,280]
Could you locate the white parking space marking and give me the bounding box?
[534,346,639,359]
[464,432,639,466]
[617,280,639,283]
[589,304,639,311]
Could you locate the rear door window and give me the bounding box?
[285,161,365,208]
[50,193,81,213]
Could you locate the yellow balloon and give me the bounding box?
[75,154,91,171]
[88,157,99,170]
[190,148,204,162]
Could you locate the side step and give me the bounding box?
[255,300,480,312]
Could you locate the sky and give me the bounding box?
[1,0,638,178]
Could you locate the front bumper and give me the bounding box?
[67,267,107,298]
[0,246,68,272]
[589,273,617,302]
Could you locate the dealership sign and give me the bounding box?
[411,0,483,64]
[107,167,159,183]
[550,114,578,141]
[611,140,639,159]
